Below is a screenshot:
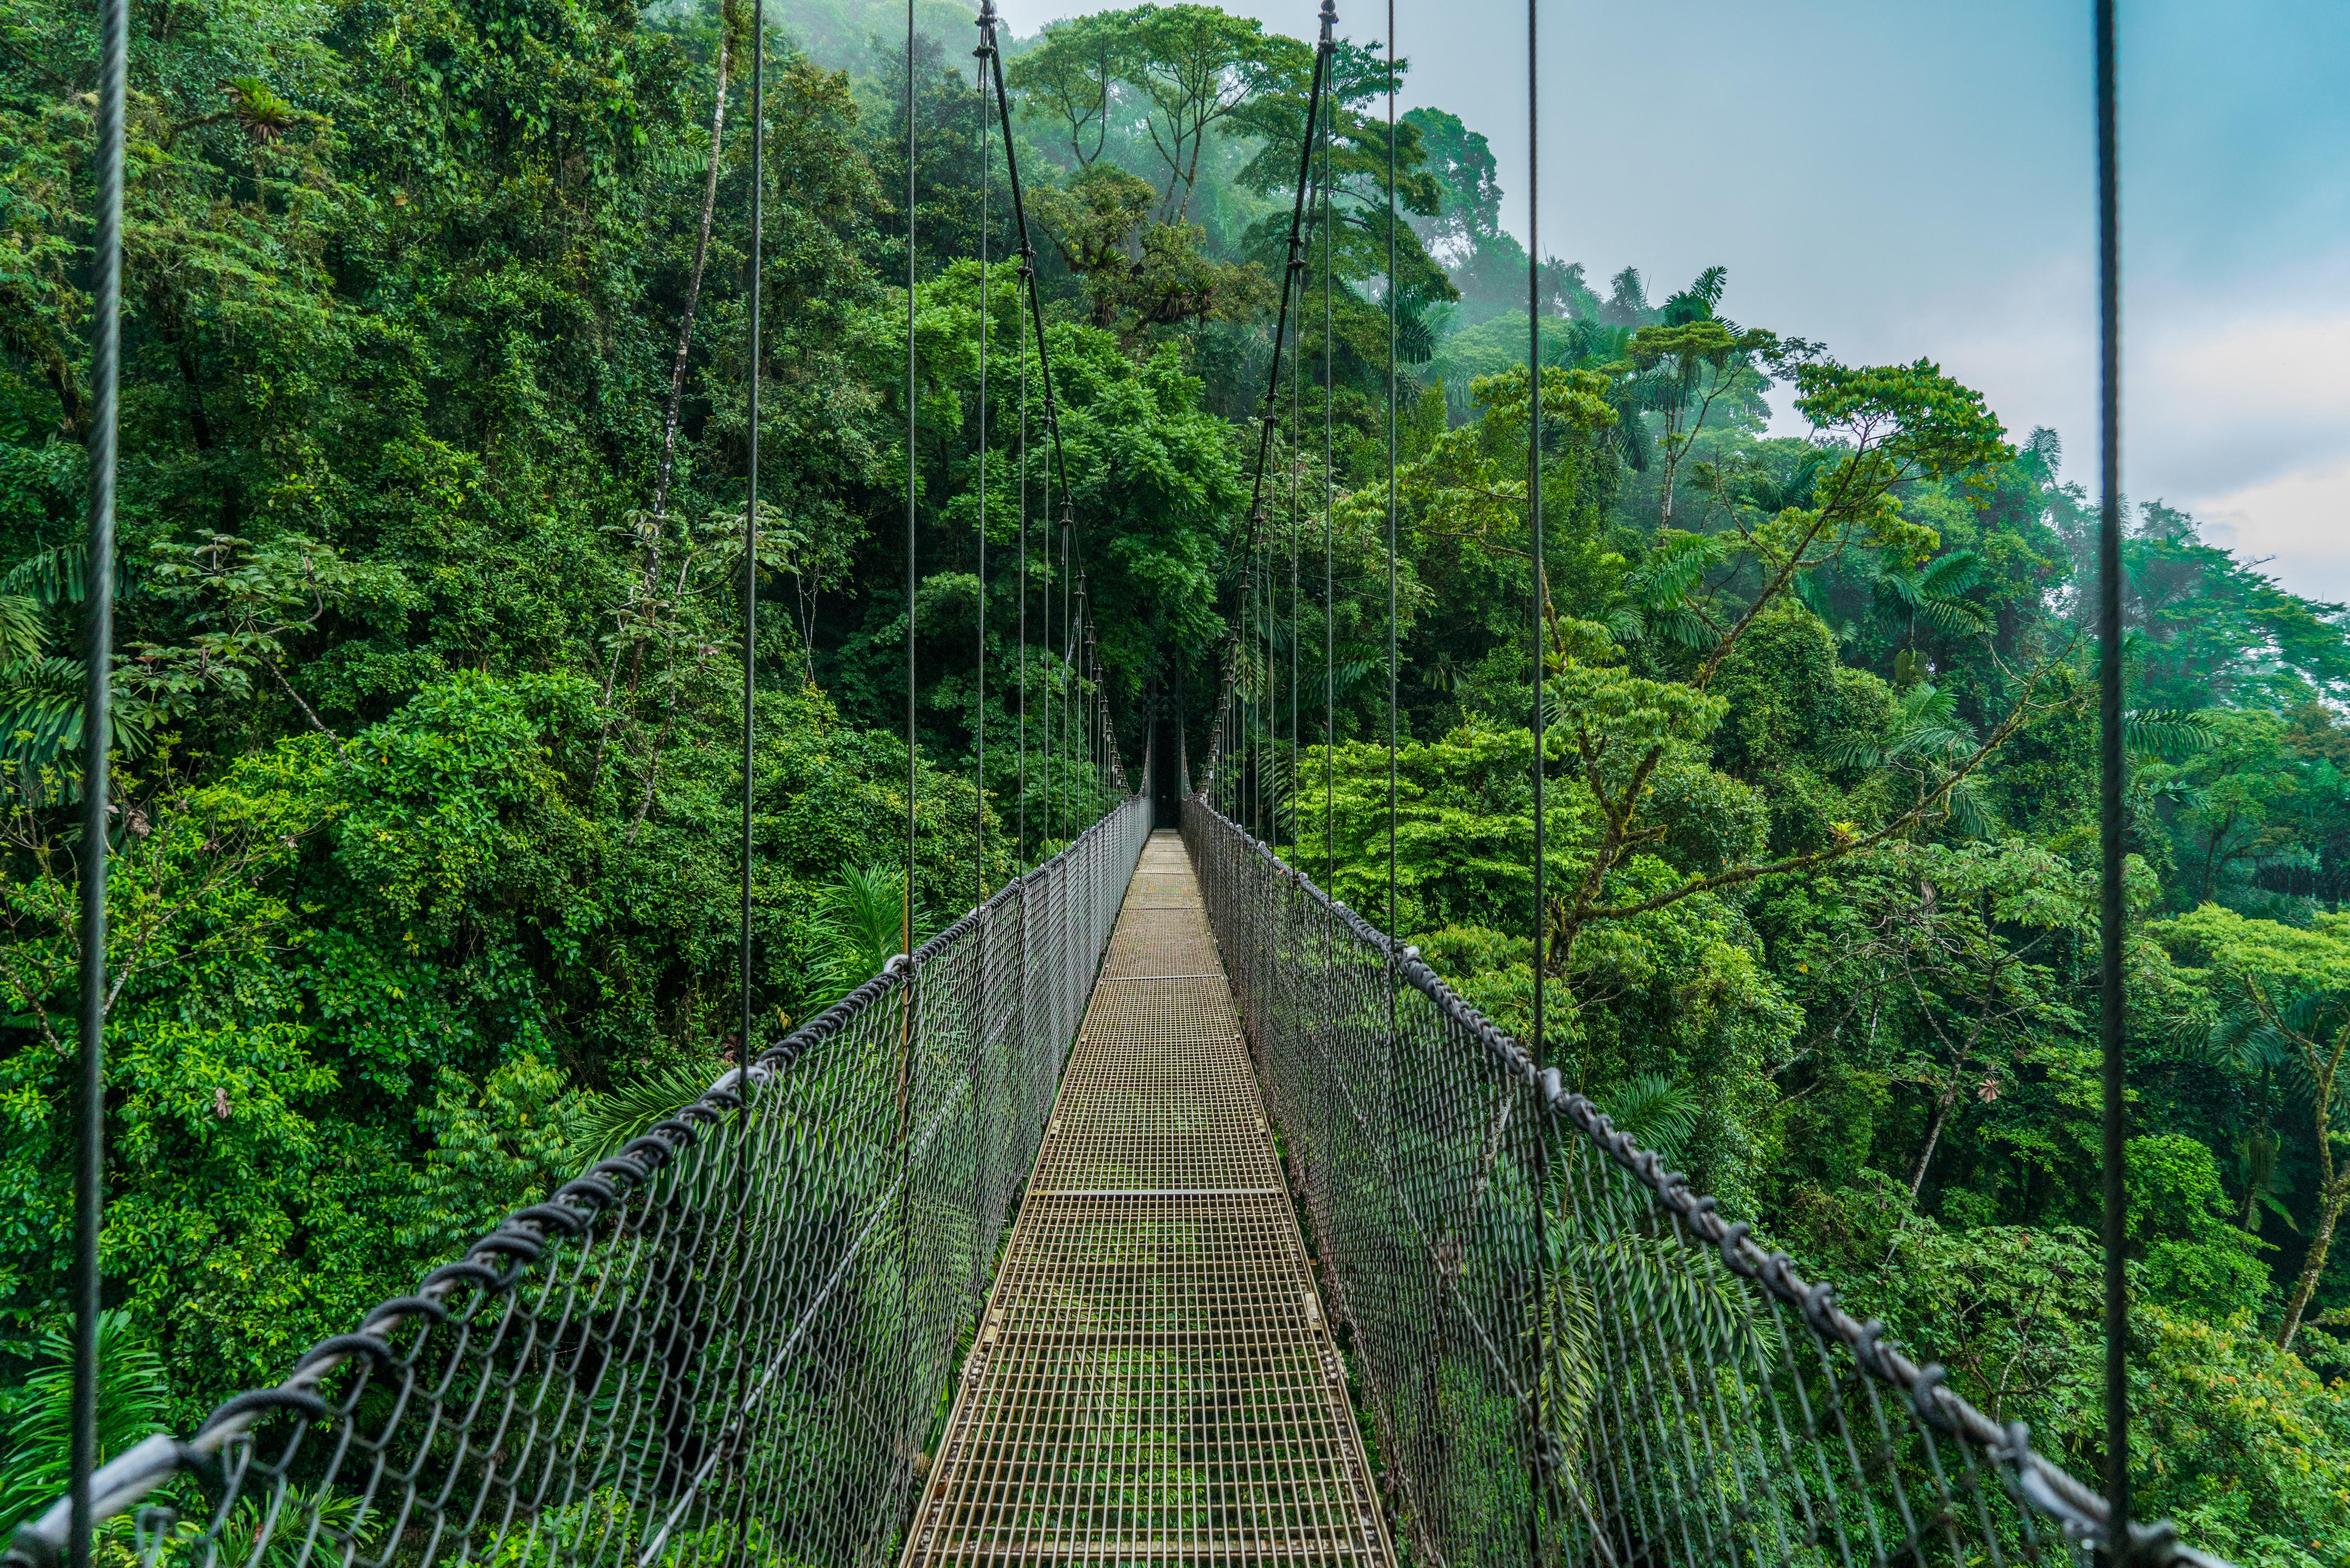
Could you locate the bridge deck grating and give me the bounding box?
[903,832,1388,1568]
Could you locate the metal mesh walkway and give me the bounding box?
[902,831,1392,1568]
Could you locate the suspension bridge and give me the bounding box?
[19,0,2215,1561]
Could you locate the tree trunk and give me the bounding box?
[2280,1029,2348,1349]
[648,19,734,535]
[1906,1082,1961,1202]
[592,24,735,788]
[2279,1176,2348,1350]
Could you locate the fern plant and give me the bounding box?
[1869,548,1994,668]
[0,545,155,794]
[0,1309,171,1540]
[1609,531,1725,651]
[574,1058,729,1165]
[1826,682,1993,835]
[1537,1073,1771,1492]
[808,863,909,1008]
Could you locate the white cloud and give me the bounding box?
[1761,252,2350,607]
[2135,293,2350,492]
[2193,456,2350,606]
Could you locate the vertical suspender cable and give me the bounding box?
[1523,4,1555,1556]
[1289,286,1301,855]
[1321,29,1334,886]
[1041,434,1052,849]
[1061,509,1072,840]
[904,0,919,964]
[977,10,1081,859]
[1076,579,1088,819]
[1017,246,1028,868]
[1526,0,1543,1067]
[1384,0,1397,941]
[1045,472,1054,843]
[740,0,764,1129]
[974,34,988,907]
[965,14,990,1323]
[2095,0,2128,1552]
[734,0,764,1544]
[71,0,128,1554]
[1057,512,1067,841]
[896,0,919,1284]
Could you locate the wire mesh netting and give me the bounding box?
[1181,794,2227,1568]
[4,795,1151,1568]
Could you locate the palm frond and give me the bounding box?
[0,544,86,604]
[1916,549,1983,597]
[0,656,157,786]
[1942,775,1992,838]
[2124,707,2217,762]
[1914,597,1994,636]
[1873,569,1925,611]
[1631,533,1720,605]
[1650,606,1714,651]
[1598,1071,1700,1166]
[0,596,44,662]
[808,863,908,1006]
[1825,733,1882,772]
[1602,606,1646,645]
[0,1309,170,1539]
[575,1059,727,1165]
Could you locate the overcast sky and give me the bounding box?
[990,0,2350,603]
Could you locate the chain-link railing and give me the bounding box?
[1183,793,2225,1568]
[6,792,1151,1568]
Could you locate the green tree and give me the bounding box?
[1027,165,1269,348]
[2157,905,2350,1347]
[1005,11,1132,171]
[1120,6,1308,223]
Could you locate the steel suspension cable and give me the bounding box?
[1322,56,1335,885]
[894,0,919,1340]
[902,0,917,964]
[1041,432,1051,849]
[974,39,988,906]
[1289,307,1301,855]
[1016,251,1028,868]
[71,0,129,1552]
[1383,0,1397,941]
[977,3,1137,835]
[2095,0,2130,1551]
[1526,0,1543,1067]
[1522,7,1556,1557]
[1075,577,1089,820]
[733,0,764,1544]
[1253,532,1264,835]
[1061,509,1071,838]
